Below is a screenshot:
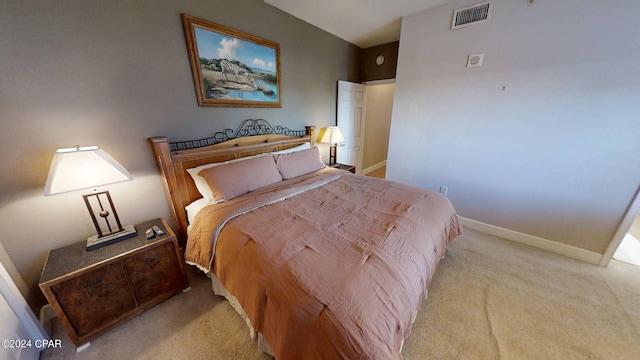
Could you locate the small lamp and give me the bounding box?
[320,126,345,166]
[44,145,137,250]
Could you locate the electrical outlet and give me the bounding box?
[439,186,448,196]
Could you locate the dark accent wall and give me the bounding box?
[0,0,361,311]
[361,42,399,82]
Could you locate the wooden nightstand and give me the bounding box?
[39,218,189,348]
[330,163,356,174]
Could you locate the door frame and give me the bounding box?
[600,185,640,266]
[0,243,47,360]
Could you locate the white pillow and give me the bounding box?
[271,142,311,154]
[185,198,210,224]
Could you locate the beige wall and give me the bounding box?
[0,0,361,310]
[362,83,394,170]
[388,0,640,254]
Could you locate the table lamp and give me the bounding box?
[320,126,345,166]
[44,145,137,250]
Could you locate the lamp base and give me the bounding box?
[329,144,337,166]
[86,225,137,251]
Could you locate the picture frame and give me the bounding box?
[181,14,282,108]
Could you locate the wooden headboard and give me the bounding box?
[149,120,315,247]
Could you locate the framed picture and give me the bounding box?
[182,14,282,108]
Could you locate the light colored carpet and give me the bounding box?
[364,165,386,179]
[40,228,640,359]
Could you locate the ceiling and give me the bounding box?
[264,0,454,49]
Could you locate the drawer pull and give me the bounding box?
[143,254,160,264]
[83,277,103,288]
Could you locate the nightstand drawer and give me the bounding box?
[123,241,188,304]
[51,262,136,337]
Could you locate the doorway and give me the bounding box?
[360,80,395,178]
[0,252,48,360]
[613,215,640,266]
[601,185,640,267]
[336,80,395,178]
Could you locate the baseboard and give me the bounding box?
[361,160,387,175]
[40,304,55,337]
[459,217,603,265]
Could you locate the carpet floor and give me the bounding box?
[40,227,640,359]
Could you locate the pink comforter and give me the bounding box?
[186,168,461,359]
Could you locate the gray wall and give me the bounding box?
[0,0,360,308]
[388,0,640,254]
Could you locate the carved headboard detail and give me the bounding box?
[169,118,309,151]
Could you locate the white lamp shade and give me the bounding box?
[320,126,345,144]
[44,146,133,196]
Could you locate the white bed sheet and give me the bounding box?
[208,272,274,355]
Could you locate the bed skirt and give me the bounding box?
[208,272,274,356]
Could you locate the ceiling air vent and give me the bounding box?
[451,2,492,30]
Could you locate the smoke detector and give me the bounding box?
[467,54,484,67]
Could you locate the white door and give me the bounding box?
[337,81,367,171]
[0,259,47,360]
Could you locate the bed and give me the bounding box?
[150,119,461,359]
